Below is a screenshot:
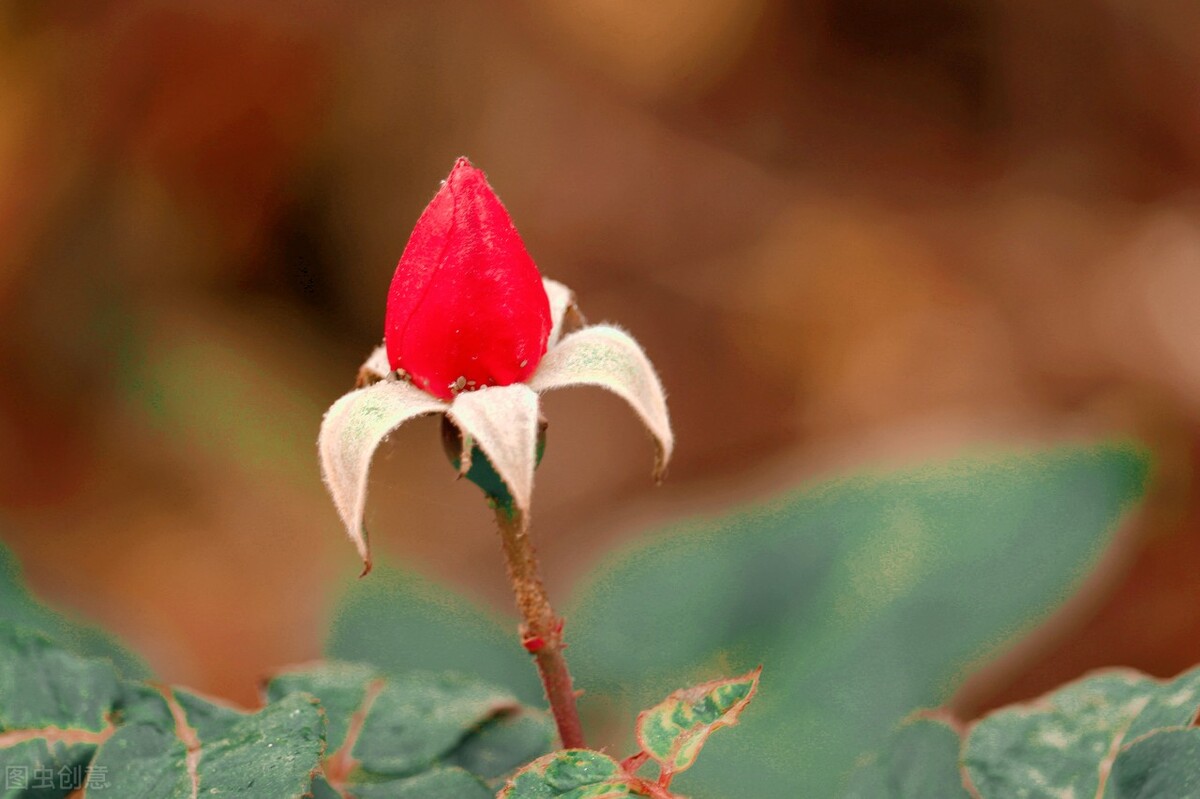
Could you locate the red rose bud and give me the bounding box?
[385,158,552,399]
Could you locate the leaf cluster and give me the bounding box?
[0,621,553,798]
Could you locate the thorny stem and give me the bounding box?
[492,502,586,749]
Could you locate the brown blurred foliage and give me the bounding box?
[1,0,1199,709]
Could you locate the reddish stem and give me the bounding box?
[629,778,679,799]
[621,751,650,774]
[493,505,586,749]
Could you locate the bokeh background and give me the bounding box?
[1,0,1199,714]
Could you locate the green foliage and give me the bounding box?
[1108,728,1200,798]
[341,768,495,798]
[501,669,763,797]
[0,625,124,797]
[847,666,1200,798]
[265,662,554,794]
[326,443,1149,797]
[0,624,324,798]
[966,666,1200,797]
[567,443,1148,798]
[843,717,971,799]
[0,542,148,678]
[0,622,552,797]
[0,625,122,733]
[0,441,1155,796]
[498,750,643,798]
[92,693,325,799]
[636,668,760,777]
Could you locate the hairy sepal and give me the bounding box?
[445,384,541,513]
[528,324,673,481]
[318,380,447,572]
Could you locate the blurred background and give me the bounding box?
[1,0,1198,712]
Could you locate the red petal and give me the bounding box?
[385,158,551,399]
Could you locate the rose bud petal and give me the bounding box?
[385,158,552,400]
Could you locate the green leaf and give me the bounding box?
[349,768,494,799]
[0,542,148,678]
[0,628,323,799]
[0,740,89,799]
[0,624,123,796]
[964,666,1200,798]
[265,662,378,756]
[498,750,644,798]
[847,665,1200,799]
[446,713,559,781]
[265,662,554,795]
[0,619,547,798]
[1108,728,1200,798]
[568,443,1150,798]
[88,691,324,799]
[842,717,971,799]
[0,625,122,733]
[325,563,542,704]
[636,668,760,776]
[308,775,343,799]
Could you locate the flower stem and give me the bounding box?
[492,502,586,749]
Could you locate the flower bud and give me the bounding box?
[385,158,552,399]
